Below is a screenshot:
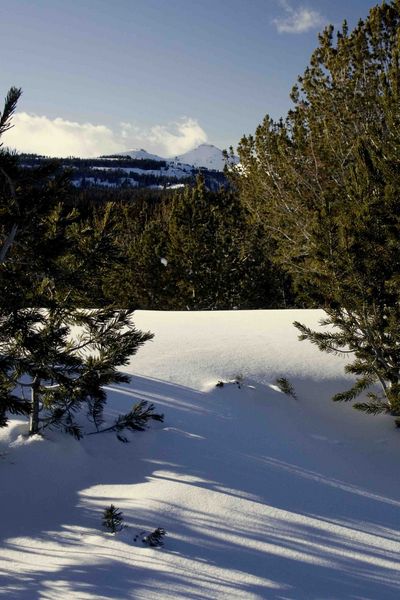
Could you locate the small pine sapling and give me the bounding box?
[276,377,297,399]
[142,527,166,547]
[102,504,125,533]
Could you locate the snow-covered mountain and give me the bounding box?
[113,143,239,172]
[111,148,165,162]
[175,143,238,171]
[21,145,234,192]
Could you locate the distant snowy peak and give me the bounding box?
[175,144,238,172]
[113,149,165,161]
[111,143,239,172]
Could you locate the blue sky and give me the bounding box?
[1,0,374,157]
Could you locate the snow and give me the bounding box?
[111,149,165,162]
[175,144,239,171]
[1,309,399,599]
[113,144,239,172]
[72,177,139,188]
[91,165,192,180]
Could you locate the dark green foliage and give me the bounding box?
[165,175,285,310]
[1,305,154,438]
[103,175,289,310]
[0,388,30,428]
[353,399,391,415]
[0,88,154,434]
[16,161,296,310]
[142,527,166,547]
[236,2,400,421]
[102,504,124,533]
[88,400,164,442]
[275,377,297,399]
[0,87,21,138]
[113,401,164,432]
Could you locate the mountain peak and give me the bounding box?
[175,144,238,171]
[113,148,165,161]
[111,143,238,171]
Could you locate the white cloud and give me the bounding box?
[145,118,208,157]
[4,113,122,157]
[3,113,208,158]
[273,1,324,34]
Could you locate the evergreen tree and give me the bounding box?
[0,88,154,435]
[142,527,166,547]
[105,177,288,311]
[166,176,285,309]
[102,505,124,533]
[237,2,400,418]
[105,197,172,309]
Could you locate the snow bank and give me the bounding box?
[1,310,399,599]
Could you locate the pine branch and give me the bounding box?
[294,321,354,354]
[353,400,391,415]
[332,375,375,402]
[0,87,22,138]
[87,400,164,439]
[275,376,297,399]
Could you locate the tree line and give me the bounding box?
[235,1,400,420]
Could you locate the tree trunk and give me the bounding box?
[0,223,18,262]
[29,377,40,435]
[386,378,400,415]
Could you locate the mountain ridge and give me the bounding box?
[113,143,238,172]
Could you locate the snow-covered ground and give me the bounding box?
[91,165,194,179]
[1,309,399,599]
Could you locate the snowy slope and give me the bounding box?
[1,309,399,600]
[114,143,239,171]
[175,143,238,171]
[110,149,165,161]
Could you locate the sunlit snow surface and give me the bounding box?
[1,310,399,599]
[176,143,238,171]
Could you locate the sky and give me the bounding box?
[0,0,375,157]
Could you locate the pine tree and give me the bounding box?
[102,505,124,533]
[0,88,154,435]
[142,527,166,547]
[237,2,400,418]
[166,176,285,309]
[105,197,172,309]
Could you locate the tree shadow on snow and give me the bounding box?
[0,373,399,599]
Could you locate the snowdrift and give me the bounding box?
[0,310,399,599]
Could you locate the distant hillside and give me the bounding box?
[107,149,165,162]
[19,151,228,192]
[112,143,239,172]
